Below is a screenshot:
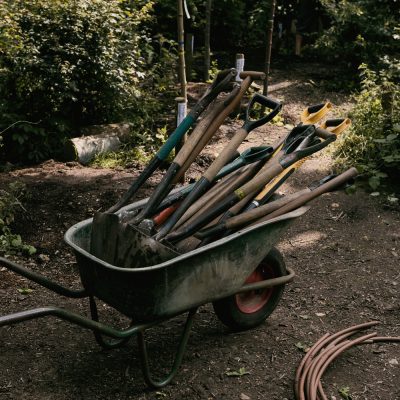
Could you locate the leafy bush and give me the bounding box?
[0,182,36,255]
[334,64,400,189]
[315,0,399,70]
[0,0,169,162]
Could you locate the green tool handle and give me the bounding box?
[157,116,195,160]
[173,71,266,183]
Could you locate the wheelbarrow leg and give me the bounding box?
[89,296,132,349]
[137,308,197,388]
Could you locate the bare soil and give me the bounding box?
[1,62,399,400]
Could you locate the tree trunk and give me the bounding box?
[204,0,212,81]
[263,0,276,96]
[63,124,131,165]
[177,0,187,99]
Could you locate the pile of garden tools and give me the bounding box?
[90,69,357,268]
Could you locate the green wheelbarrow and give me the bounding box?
[0,198,308,388]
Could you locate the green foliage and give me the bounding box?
[338,386,353,400]
[91,126,169,168]
[0,182,36,255]
[315,0,399,70]
[334,64,400,188]
[0,0,171,162]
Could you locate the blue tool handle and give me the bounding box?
[157,116,195,160]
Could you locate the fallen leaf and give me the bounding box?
[17,288,33,295]
[295,342,310,353]
[225,367,250,377]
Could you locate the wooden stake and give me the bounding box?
[177,0,187,99]
[204,0,212,81]
[263,0,276,96]
[185,33,194,81]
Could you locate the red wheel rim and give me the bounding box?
[235,262,275,314]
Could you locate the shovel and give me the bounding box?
[253,167,358,224]
[269,101,332,158]
[89,212,179,268]
[153,94,282,240]
[107,68,237,214]
[164,125,337,243]
[131,71,267,225]
[90,73,239,263]
[194,172,355,240]
[171,102,332,232]
[151,146,274,227]
[91,72,267,267]
[243,118,352,211]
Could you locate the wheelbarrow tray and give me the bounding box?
[65,197,308,323]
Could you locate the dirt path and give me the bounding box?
[1,63,399,400]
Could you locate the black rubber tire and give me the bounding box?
[212,246,286,331]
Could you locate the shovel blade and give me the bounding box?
[116,224,179,268]
[90,212,120,264]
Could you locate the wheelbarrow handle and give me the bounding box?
[0,257,87,298]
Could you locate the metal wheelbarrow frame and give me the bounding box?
[0,196,308,388]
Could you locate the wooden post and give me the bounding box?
[263,0,276,96]
[176,97,187,127]
[235,53,245,82]
[185,33,194,81]
[177,0,187,99]
[204,0,212,81]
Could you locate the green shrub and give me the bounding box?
[0,182,36,255]
[0,0,168,162]
[334,63,400,189]
[315,0,399,70]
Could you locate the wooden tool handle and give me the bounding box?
[203,127,248,181]
[259,167,358,222]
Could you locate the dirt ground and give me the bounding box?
[1,62,399,400]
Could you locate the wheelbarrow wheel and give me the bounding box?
[212,247,286,331]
